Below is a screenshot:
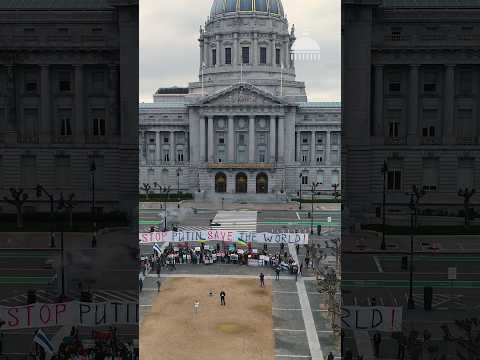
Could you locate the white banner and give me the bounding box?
[340,306,403,332]
[139,231,308,245]
[0,301,138,330]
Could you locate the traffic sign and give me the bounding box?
[327,217,332,223]
[448,267,457,280]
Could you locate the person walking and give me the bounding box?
[370,297,377,306]
[373,331,382,358]
[220,290,226,306]
[156,265,161,278]
[156,280,161,292]
[275,267,280,281]
[295,266,298,281]
[259,273,265,287]
[295,243,300,254]
[327,352,334,360]
[305,255,310,269]
[193,300,199,314]
[397,333,406,360]
[300,263,304,275]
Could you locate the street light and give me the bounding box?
[406,185,426,310]
[57,192,75,301]
[310,182,321,235]
[299,172,303,210]
[36,185,56,248]
[176,168,181,208]
[90,160,97,248]
[458,188,476,227]
[161,186,171,231]
[380,161,388,250]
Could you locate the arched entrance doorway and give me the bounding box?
[215,172,227,193]
[235,173,248,193]
[256,173,268,193]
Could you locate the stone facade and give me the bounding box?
[139,0,341,201]
[0,0,139,219]
[343,0,480,220]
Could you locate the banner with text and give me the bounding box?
[341,306,403,332]
[139,231,309,245]
[0,301,138,330]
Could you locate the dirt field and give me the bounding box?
[140,277,275,360]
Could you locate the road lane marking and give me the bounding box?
[273,329,306,332]
[373,256,384,273]
[296,212,301,220]
[273,308,303,311]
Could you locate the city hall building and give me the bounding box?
[343,0,480,221]
[139,0,341,201]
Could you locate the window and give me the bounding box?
[389,73,401,92]
[55,156,71,188]
[242,47,250,64]
[331,171,340,186]
[458,158,474,190]
[225,47,232,65]
[260,47,267,64]
[302,137,308,144]
[164,137,169,143]
[422,158,438,192]
[21,156,37,188]
[302,175,308,185]
[389,122,399,138]
[23,109,38,139]
[276,48,281,65]
[387,169,402,191]
[316,157,323,163]
[239,134,246,145]
[423,73,437,92]
[301,152,309,163]
[458,109,474,139]
[177,151,184,162]
[163,152,170,162]
[59,110,72,136]
[259,151,266,163]
[459,71,473,94]
[258,134,265,144]
[317,138,323,144]
[219,137,225,144]
[25,72,37,92]
[212,49,217,66]
[58,72,71,92]
[92,71,104,91]
[317,171,324,184]
[92,117,106,136]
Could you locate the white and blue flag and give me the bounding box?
[153,243,162,255]
[33,329,54,354]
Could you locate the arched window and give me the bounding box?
[236,173,248,193]
[256,173,268,194]
[215,172,227,193]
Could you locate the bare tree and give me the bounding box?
[3,188,29,229]
[442,318,480,360]
[458,188,476,228]
[141,183,152,200]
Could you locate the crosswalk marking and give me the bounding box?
[178,225,210,232]
[212,210,257,232]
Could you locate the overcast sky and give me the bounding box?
[139,0,340,103]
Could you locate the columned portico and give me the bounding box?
[248,115,255,162]
[208,116,214,162]
[270,116,276,162]
[228,115,235,162]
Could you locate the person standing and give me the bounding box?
[305,255,310,269]
[220,290,226,306]
[327,352,334,360]
[156,280,161,292]
[259,273,265,287]
[300,263,304,275]
[193,300,199,314]
[373,331,382,358]
[275,267,280,281]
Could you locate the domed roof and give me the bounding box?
[210,0,284,18]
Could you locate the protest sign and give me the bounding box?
[139,230,308,245]
[340,306,402,332]
[0,301,138,330]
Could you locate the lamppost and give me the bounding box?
[407,185,425,310]
[56,192,75,301]
[176,168,181,208]
[458,188,476,227]
[36,185,56,248]
[90,160,97,248]
[310,182,321,235]
[161,186,171,231]
[299,172,303,210]
[381,161,388,250]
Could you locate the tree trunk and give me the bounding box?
[16,205,23,229]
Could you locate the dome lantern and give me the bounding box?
[210,0,285,18]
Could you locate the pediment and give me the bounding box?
[199,84,285,107]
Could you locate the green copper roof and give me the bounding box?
[0,0,113,9]
[383,0,480,7]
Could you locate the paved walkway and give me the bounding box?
[290,244,324,360]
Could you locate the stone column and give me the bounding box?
[216,36,221,66]
[296,131,301,162]
[170,131,175,163]
[374,65,384,140]
[208,116,214,162]
[249,115,255,162]
[408,65,420,145]
[278,115,285,162]
[271,35,276,66]
[74,65,85,143]
[156,131,161,164]
[269,115,276,162]
[284,40,290,68]
[40,64,50,143]
[228,115,235,162]
[444,64,455,144]
[285,108,296,163]
[234,33,239,69]
[311,131,316,164]
[253,33,258,66]
[200,40,204,66]
[199,116,206,162]
[326,131,331,165]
